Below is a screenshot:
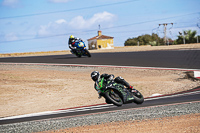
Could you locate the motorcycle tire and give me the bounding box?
[76,54,81,58]
[132,90,144,104]
[104,89,123,106]
[105,99,112,104]
[85,49,91,57]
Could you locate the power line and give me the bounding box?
[102,12,200,30]
[0,0,138,20]
[0,33,69,43]
[1,12,199,44]
[0,25,198,53]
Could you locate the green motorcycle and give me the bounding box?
[96,77,144,106]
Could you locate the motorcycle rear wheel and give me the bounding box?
[104,89,123,106]
[76,53,81,58]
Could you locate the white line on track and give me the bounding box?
[145,90,200,101]
[0,104,114,121]
[1,90,199,121]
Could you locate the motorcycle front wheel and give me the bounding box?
[132,90,144,104]
[76,52,82,58]
[104,89,123,106]
[85,49,91,57]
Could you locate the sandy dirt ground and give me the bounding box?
[1,44,200,132]
[0,65,200,118]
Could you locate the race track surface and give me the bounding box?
[0,89,200,125]
[0,50,200,69]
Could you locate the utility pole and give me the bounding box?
[179,31,188,44]
[179,32,186,44]
[137,41,139,46]
[164,24,167,45]
[159,23,173,45]
[197,23,200,43]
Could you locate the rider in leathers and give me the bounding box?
[91,71,136,99]
[68,35,83,54]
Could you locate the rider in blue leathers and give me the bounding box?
[68,35,83,54]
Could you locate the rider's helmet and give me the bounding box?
[91,71,100,82]
[70,35,74,39]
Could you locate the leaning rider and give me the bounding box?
[91,71,136,98]
[68,35,83,54]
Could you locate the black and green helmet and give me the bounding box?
[91,71,100,81]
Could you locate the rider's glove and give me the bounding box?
[108,74,114,81]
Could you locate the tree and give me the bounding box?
[176,30,198,44]
[124,33,164,46]
[124,38,138,46]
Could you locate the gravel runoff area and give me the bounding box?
[0,102,200,133]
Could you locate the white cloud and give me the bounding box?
[69,11,116,29]
[69,16,86,29]
[37,24,51,36]
[55,19,67,24]
[2,0,19,8]
[48,0,71,3]
[37,19,68,36]
[37,11,116,36]
[5,32,19,41]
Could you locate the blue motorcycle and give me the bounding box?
[71,40,91,58]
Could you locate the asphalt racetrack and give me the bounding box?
[1,89,200,125]
[0,49,200,69]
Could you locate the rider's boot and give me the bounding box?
[72,49,77,54]
[114,76,137,93]
[70,50,74,54]
[98,90,102,99]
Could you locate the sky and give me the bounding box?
[0,0,200,53]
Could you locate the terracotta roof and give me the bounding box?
[87,35,114,41]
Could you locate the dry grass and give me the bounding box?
[1,43,200,57]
